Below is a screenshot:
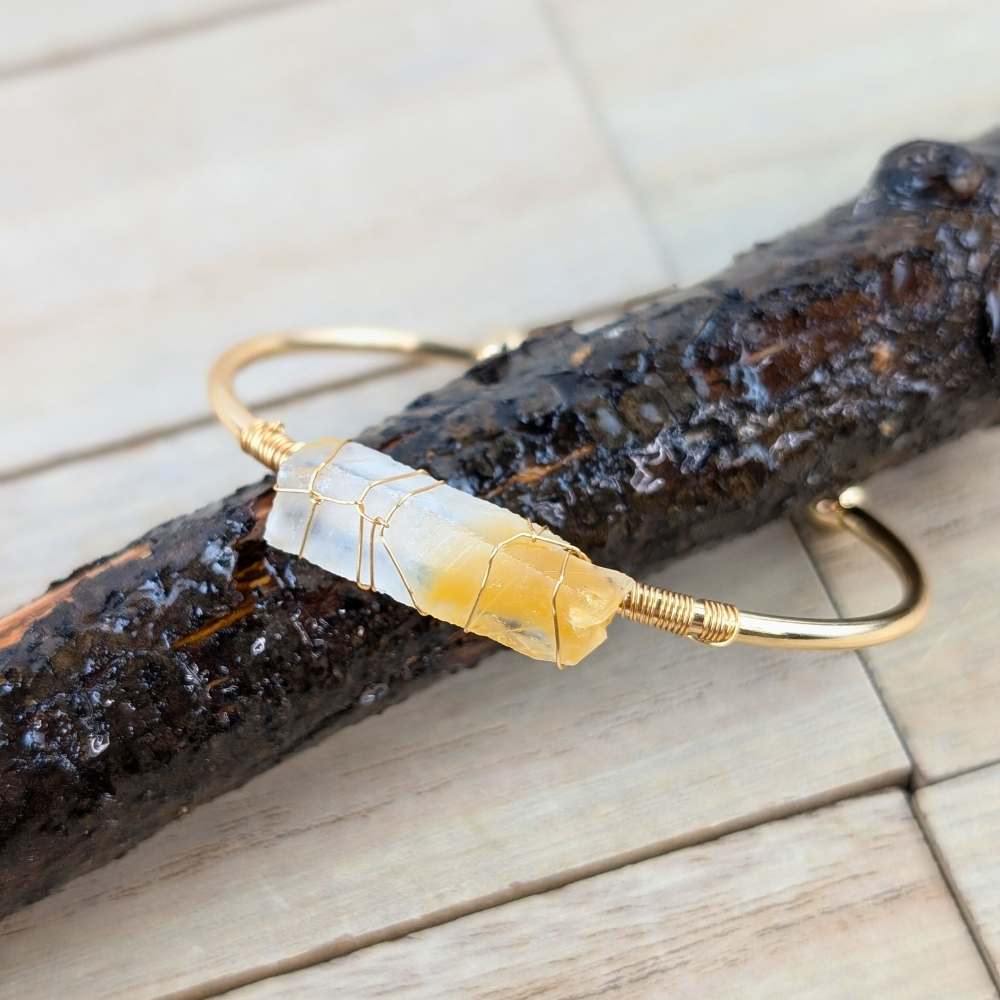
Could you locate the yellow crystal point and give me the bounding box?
[265,439,633,665]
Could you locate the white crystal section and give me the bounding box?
[265,438,633,664]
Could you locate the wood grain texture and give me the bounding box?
[546,0,1000,285]
[801,427,1000,784]
[228,791,996,1000]
[916,764,1000,984]
[0,520,907,1000]
[0,0,666,477]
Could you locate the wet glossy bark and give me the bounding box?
[4,131,1000,918]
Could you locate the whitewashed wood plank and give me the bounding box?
[800,428,1000,784]
[0,0,667,477]
[916,764,1000,984]
[229,791,996,1000]
[0,520,908,1000]
[546,0,1000,285]
[0,0,269,76]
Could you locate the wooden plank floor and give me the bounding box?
[917,766,1000,981]
[546,0,1000,285]
[229,793,995,1000]
[0,0,269,76]
[2,1,1000,997]
[0,0,666,478]
[802,428,1000,784]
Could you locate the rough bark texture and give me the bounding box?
[4,132,1000,919]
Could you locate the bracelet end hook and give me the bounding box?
[808,485,869,530]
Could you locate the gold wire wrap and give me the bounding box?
[617,585,738,647]
[273,441,445,611]
[618,583,694,636]
[462,520,590,669]
[698,599,740,646]
[277,446,590,667]
[208,327,490,469]
[209,327,932,653]
[239,419,302,470]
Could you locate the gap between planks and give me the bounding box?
[0,0,668,477]
[533,0,680,279]
[799,427,1000,785]
[792,517,921,786]
[0,285,669,490]
[210,790,997,1000]
[911,778,1000,995]
[0,0,328,83]
[156,779,912,1000]
[0,359,418,487]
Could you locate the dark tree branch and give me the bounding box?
[3,132,1000,918]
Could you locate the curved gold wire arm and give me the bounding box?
[208,327,499,469]
[209,327,929,652]
[619,488,929,650]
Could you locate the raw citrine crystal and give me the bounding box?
[265,439,633,665]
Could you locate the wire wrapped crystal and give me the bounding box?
[265,439,633,665]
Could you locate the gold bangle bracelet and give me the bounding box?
[209,327,929,657]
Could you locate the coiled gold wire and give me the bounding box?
[619,583,738,646]
[239,419,302,470]
[618,583,694,636]
[698,599,740,646]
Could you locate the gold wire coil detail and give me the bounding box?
[698,599,740,646]
[618,583,694,636]
[618,584,738,647]
[239,419,302,470]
